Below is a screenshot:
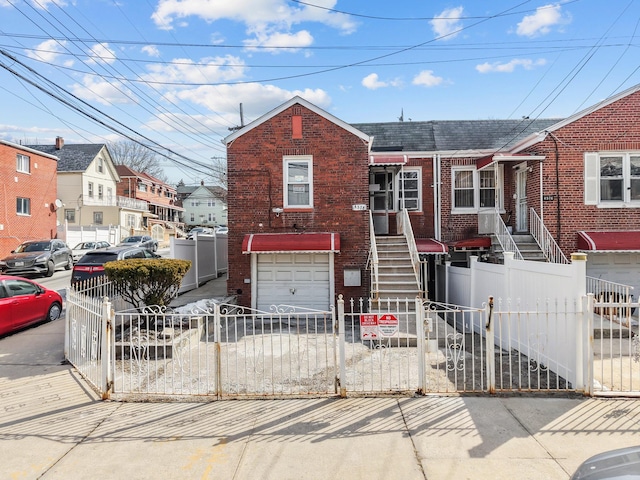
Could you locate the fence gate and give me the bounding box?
[110,303,337,399]
[590,294,640,396]
[64,289,110,398]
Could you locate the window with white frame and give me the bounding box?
[126,214,136,227]
[65,209,75,223]
[397,168,422,211]
[88,182,94,198]
[16,154,30,173]
[190,213,195,222]
[585,153,640,206]
[97,157,104,173]
[98,184,103,200]
[138,182,147,192]
[17,197,30,215]
[452,166,503,212]
[93,211,103,225]
[284,156,313,207]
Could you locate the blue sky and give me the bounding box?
[1,0,639,184]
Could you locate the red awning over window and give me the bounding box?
[577,231,640,252]
[416,238,448,254]
[242,233,340,253]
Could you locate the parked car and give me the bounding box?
[0,275,63,336]
[0,239,72,277]
[215,225,228,235]
[571,445,640,479]
[117,235,158,252]
[71,241,111,263]
[71,246,160,286]
[186,227,214,240]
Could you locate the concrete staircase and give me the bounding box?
[374,236,421,300]
[491,233,547,262]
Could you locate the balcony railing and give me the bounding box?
[80,195,147,211]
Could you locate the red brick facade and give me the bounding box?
[0,142,59,257]
[226,102,370,306]
[520,89,640,256]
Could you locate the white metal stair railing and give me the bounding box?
[490,210,523,261]
[368,210,380,299]
[529,208,569,264]
[396,208,421,288]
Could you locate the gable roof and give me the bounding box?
[353,118,560,154]
[224,96,371,145]
[115,165,176,191]
[1,139,59,160]
[25,143,105,172]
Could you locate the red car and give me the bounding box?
[0,275,63,337]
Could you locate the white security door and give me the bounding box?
[515,167,528,232]
[256,253,330,311]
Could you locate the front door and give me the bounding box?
[370,169,394,235]
[515,166,528,232]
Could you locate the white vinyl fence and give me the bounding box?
[171,235,228,293]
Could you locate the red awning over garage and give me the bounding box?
[416,238,448,254]
[577,231,640,252]
[242,233,340,253]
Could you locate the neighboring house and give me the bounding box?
[115,165,184,228]
[225,86,640,309]
[25,137,148,232]
[0,140,59,257]
[177,181,228,228]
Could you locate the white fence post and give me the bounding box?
[485,296,495,394]
[416,297,426,394]
[64,287,70,360]
[585,293,594,396]
[101,296,112,400]
[214,302,222,398]
[337,295,347,398]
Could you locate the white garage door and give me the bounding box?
[256,253,330,311]
[587,252,640,298]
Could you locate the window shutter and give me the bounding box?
[584,153,598,205]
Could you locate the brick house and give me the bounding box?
[225,97,371,310]
[226,85,640,309]
[0,140,59,257]
[115,165,184,229]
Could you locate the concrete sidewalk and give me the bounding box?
[3,285,640,479]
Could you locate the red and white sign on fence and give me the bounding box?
[360,313,399,340]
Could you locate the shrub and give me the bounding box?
[104,258,192,309]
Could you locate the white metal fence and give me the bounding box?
[64,289,640,400]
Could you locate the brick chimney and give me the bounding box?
[55,136,64,150]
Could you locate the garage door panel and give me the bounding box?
[256,253,331,311]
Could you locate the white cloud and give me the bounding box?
[27,39,68,63]
[142,55,247,87]
[87,43,117,65]
[516,4,569,37]
[152,0,356,33]
[70,75,136,105]
[142,45,161,57]
[146,82,331,132]
[361,73,402,90]
[430,6,464,40]
[29,0,66,9]
[244,28,314,53]
[476,58,547,73]
[412,70,443,87]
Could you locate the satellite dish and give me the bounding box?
[54,199,64,209]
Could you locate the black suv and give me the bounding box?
[0,239,72,277]
[71,246,160,286]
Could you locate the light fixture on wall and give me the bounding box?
[272,207,284,217]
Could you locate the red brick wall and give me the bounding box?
[227,103,370,306]
[522,89,640,256]
[0,144,59,257]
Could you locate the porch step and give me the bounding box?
[491,233,548,262]
[373,235,421,302]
